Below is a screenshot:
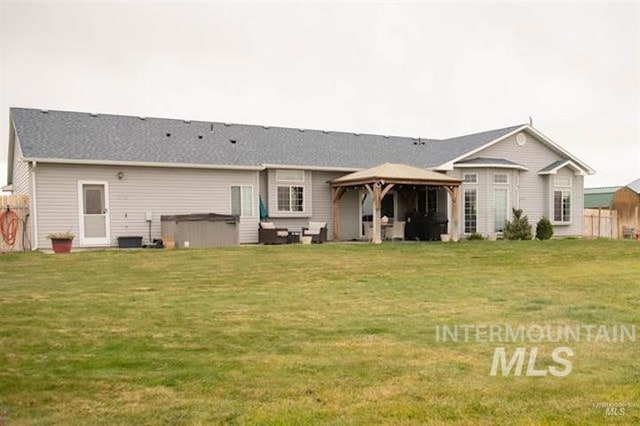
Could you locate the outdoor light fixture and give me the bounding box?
[117,171,124,180]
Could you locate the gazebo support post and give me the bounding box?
[372,182,382,244]
[371,182,395,244]
[332,187,345,241]
[446,185,461,241]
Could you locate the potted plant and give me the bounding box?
[47,232,75,253]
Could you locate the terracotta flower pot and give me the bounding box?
[51,238,73,253]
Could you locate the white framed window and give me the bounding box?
[554,190,571,223]
[231,185,254,217]
[464,188,477,234]
[276,169,304,182]
[552,176,572,224]
[493,173,509,184]
[269,169,311,217]
[463,173,478,184]
[277,186,304,212]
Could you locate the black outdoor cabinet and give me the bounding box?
[405,212,448,241]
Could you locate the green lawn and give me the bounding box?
[1,240,639,424]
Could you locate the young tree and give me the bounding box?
[504,208,533,240]
[535,216,554,240]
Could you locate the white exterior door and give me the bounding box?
[78,181,110,246]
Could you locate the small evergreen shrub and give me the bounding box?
[467,232,485,241]
[535,217,553,240]
[504,208,533,240]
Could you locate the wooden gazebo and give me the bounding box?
[330,163,462,244]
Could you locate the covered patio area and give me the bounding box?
[330,163,462,243]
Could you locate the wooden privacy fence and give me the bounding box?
[0,195,30,252]
[584,208,618,239]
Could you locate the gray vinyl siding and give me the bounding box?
[264,170,360,240]
[34,164,259,248]
[11,132,31,196]
[10,134,35,248]
[460,132,585,236]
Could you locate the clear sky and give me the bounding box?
[1,1,638,188]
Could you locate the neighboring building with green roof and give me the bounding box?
[584,186,620,209]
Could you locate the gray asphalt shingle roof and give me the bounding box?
[454,157,528,168]
[11,108,525,170]
[626,178,640,194]
[538,159,570,174]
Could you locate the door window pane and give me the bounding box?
[84,215,106,238]
[84,185,104,214]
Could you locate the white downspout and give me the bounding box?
[30,161,38,250]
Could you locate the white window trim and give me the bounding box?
[268,170,312,218]
[493,188,509,234]
[554,176,572,188]
[552,189,572,225]
[493,173,509,185]
[463,173,478,184]
[551,176,573,225]
[276,185,305,213]
[230,184,255,218]
[462,187,478,235]
[77,180,111,247]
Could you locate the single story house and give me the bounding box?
[4,108,594,249]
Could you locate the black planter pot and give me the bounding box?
[117,236,143,248]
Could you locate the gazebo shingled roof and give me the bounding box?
[330,163,461,186]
